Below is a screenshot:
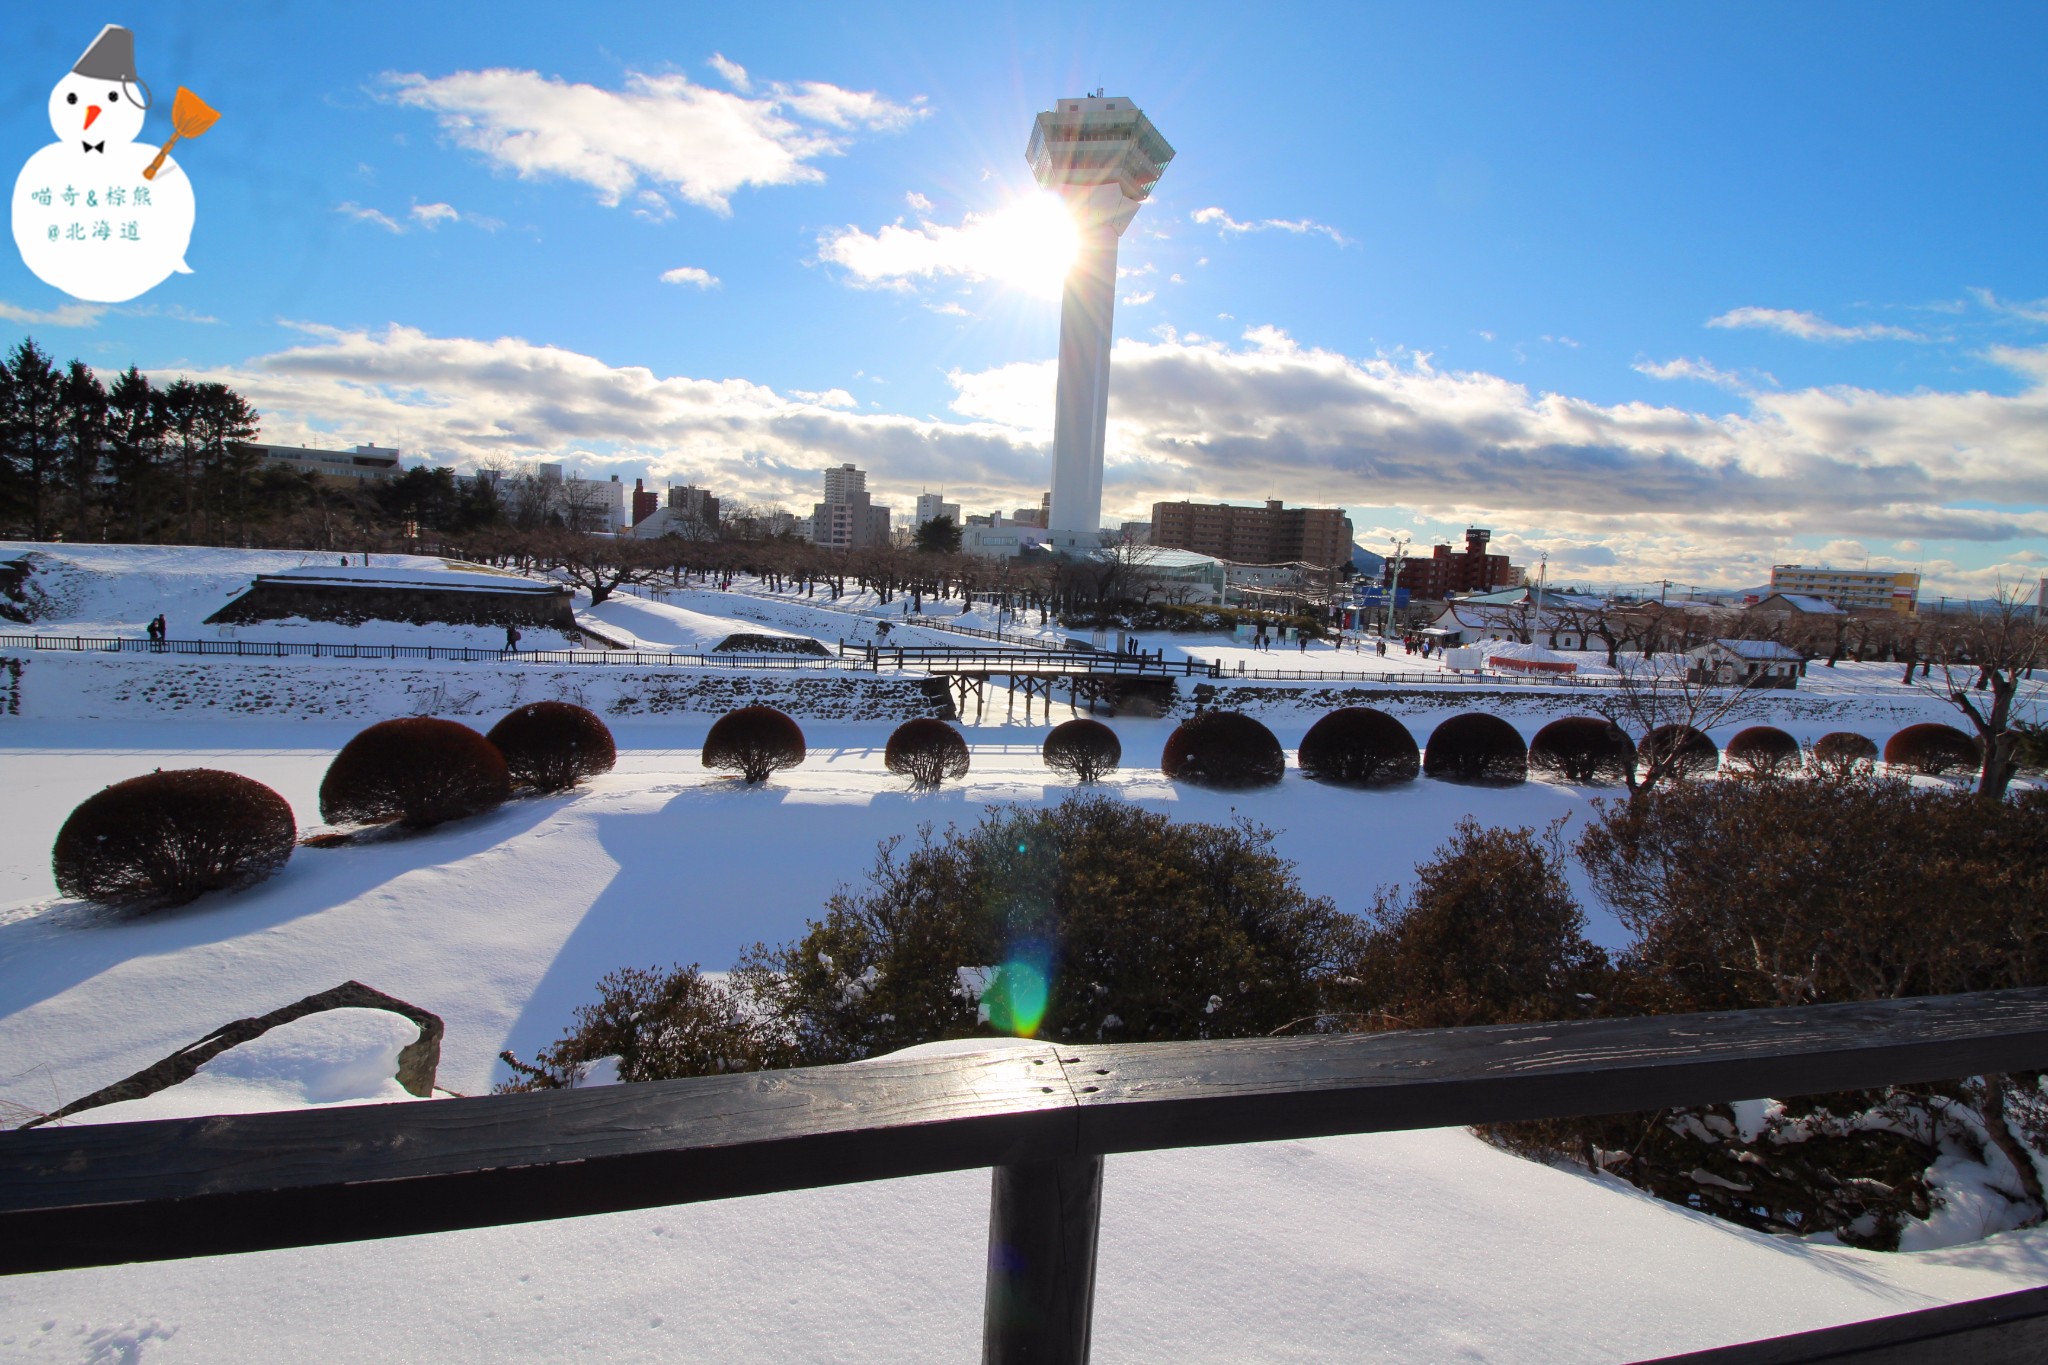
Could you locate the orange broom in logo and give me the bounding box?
[142,87,219,181]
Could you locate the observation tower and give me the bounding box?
[1028,93,1175,546]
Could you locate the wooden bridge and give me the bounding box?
[840,642,1218,721]
[7,989,2048,1361]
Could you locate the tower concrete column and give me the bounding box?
[1029,95,1174,547]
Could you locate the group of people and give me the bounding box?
[143,614,167,647]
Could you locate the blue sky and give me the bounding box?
[5,2,2045,595]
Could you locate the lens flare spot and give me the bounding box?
[984,958,1050,1038]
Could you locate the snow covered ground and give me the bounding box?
[4,543,2046,1361]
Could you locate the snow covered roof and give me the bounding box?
[1701,638,1805,661]
[1750,593,1844,615]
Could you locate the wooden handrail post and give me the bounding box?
[983,1154,1104,1364]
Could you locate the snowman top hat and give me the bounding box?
[72,24,152,110]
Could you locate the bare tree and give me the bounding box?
[1600,655,1764,799]
[1921,586,2043,800]
[541,532,662,606]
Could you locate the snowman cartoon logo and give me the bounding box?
[12,25,220,304]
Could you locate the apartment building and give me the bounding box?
[1768,564,1920,615]
[1148,498,1353,570]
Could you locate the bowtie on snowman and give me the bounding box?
[12,25,219,304]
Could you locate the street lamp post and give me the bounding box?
[1384,536,1409,642]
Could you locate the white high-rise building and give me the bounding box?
[812,463,891,550]
[915,492,962,527]
[1029,93,1175,547]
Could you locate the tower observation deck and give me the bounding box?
[1028,94,1175,545]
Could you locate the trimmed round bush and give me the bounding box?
[703,705,807,785]
[1884,722,1982,776]
[1529,717,1635,785]
[1811,731,1880,777]
[1297,707,1419,787]
[53,769,296,909]
[885,718,971,790]
[488,701,617,792]
[1042,718,1122,784]
[1161,710,1285,790]
[1423,713,1528,785]
[1724,725,1802,777]
[320,717,512,829]
[1641,724,1719,779]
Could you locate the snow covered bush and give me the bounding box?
[52,768,296,909]
[1041,717,1122,784]
[1638,723,1718,779]
[1885,722,1982,776]
[736,795,1356,1062]
[1531,777,2048,1249]
[702,705,807,785]
[498,964,793,1091]
[1528,716,1635,785]
[884,718,970,790]
[1349,818,1608,1030]
[319,717,511,830]
[1810,730,1880,778]
[1723,725,1801,778]
[1422,713,1527,785]
[1297,707,1419,787]
[1161,710,1285,789]
[487,701,617,792]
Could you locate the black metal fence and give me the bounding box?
[0,633,841,671]
[7,989,2048,1362]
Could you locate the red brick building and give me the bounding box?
[630,479,660,527]
[1149,498,1353,569]
[1390,528,1516,599]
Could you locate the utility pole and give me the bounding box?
[1384,536,1409,641]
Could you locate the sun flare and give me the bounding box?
[979,191,1081,297]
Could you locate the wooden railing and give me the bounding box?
[7,989,2048,1361]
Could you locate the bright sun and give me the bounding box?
[977,192,1080,297]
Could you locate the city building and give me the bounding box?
[1392,528,1518,599]
[914,493,962,528]
[240,440,402,485]
[1149,499,1354,570]
[1031,93,1175,546]
[1768,564,1919,614]
[630,479,659,527]
[810,463,891,551]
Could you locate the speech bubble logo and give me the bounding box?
[11,26,216,304]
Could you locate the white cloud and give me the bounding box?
[706,53,751,93]
[1170,273,1185,284]
[336,201,404,233]
[1707,306,1924,343]
[173,321,2048,596]
[904,191,931,213]
[0,299,106,327]
[788,388,858,408]
[1633,356,1749,390]
[817,194,1075,294]
[1121,290,1155,306]
[1970,287,2048,325]
[1191,206,1350,246]
[382,65,923,215]
[1542,335,1580,349]
[410,202,460,228]
[659,266,720,289]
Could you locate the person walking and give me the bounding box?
[504,623,522,652]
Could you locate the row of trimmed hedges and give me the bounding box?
[54,702,622,911]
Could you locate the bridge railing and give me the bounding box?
[7,989,2048,1362]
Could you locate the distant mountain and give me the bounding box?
[1351,544,1385,577]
